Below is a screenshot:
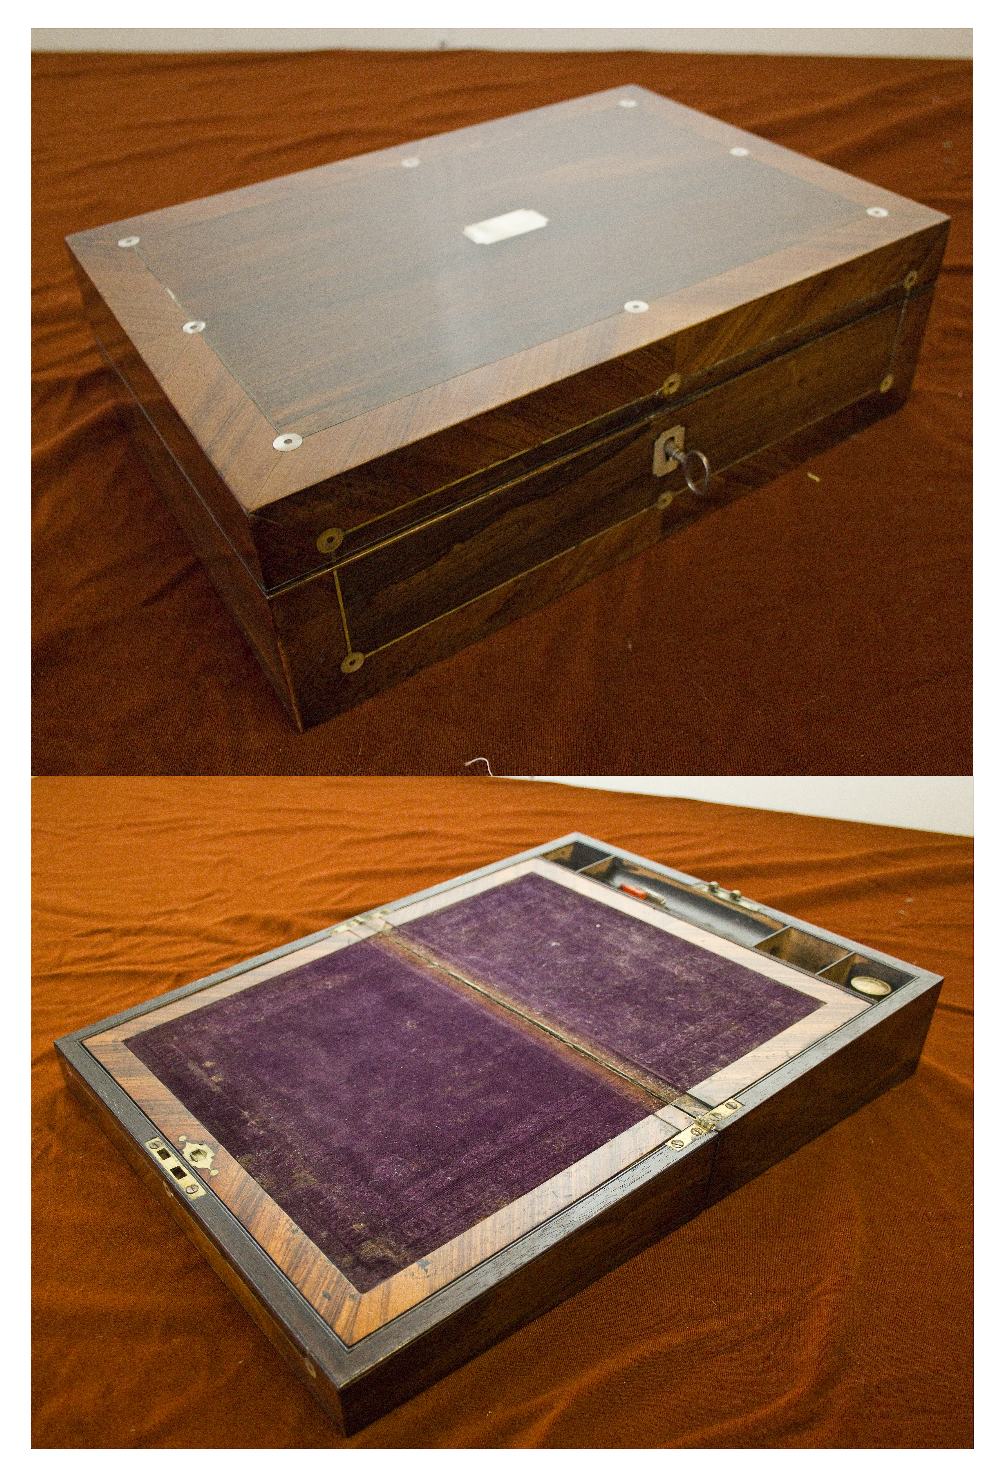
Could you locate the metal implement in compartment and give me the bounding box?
[576,856,780,948]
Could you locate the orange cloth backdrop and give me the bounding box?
[31,50,971,776]
[32,777,972,1448]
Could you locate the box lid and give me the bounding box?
[67,85,948,590]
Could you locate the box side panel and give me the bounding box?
[707,281,935,532]
[86,273,938,735]
[339,1138,714,1433]
[704,981,942,1204]
[878,274,937,399]
[337,297,905,654]
[272,292,929,727]
[273,505,662,728]
[68,252,267,585]
[57,1042,350,1433]
[252,219,947,585]
[119,398,302,729]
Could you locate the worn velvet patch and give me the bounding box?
[128,937,651,1290]
[398,872,819,1090]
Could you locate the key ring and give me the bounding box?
[673,445,712,496]
[652,427,713,495]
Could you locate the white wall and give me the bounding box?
[30,29,972,58]
[523,777,973,835]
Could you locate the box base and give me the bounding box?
[121,289,933,731]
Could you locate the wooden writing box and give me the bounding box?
[65,87,949,730]
[57,834,941,1435]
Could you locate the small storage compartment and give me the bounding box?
[542,841,615,871]
[819,953,914,996]
[754,927,850,975]
[577,856,779,947]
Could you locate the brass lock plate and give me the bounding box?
[145,1136,206,1199]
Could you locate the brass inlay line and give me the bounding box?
[334,292,914,672]
[299,274,926,567]
[883,290,911,384]
[344,501,661,665]
[243,380,649,556]
[330,285,922,604]
[111,248,932,614]
[285,401,658,563]
[331,567,354,657]
[334,419,650,574]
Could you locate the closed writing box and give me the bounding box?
[56,834,942,1433]
[66,87,948,729]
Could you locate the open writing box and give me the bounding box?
[56,835,941,1433]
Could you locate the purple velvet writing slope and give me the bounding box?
[129,938,650,1290]
[398,872,819,1091]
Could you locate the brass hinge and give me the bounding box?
[666,1097,743,1151]
[332,909,391,940]
[145,1136,207,1199]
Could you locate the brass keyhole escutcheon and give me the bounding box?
[652,425,685,478]
[182,1141,215,1171]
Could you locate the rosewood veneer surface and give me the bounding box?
[62,79,947,729]
[98,101,862,446]
[33,50,970,770]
